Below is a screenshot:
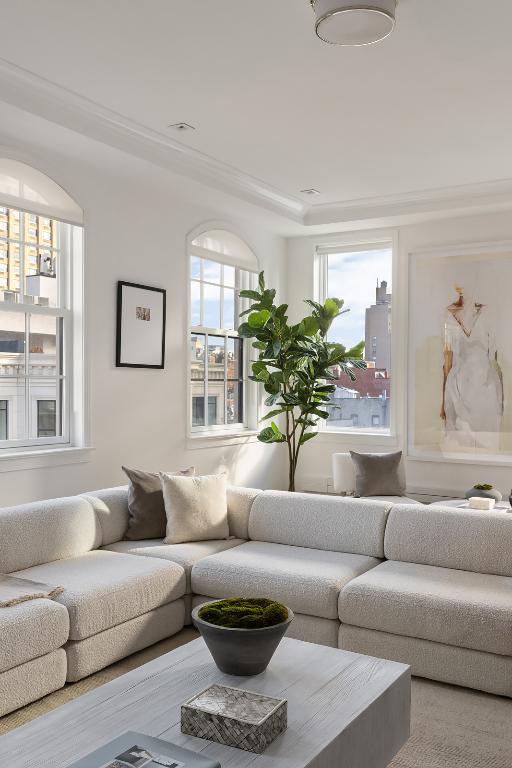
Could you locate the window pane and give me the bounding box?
[227,337,243,380]
[29,315,61,376]
[207,387,224,425]
[190,334,205,381]
[26,249,58,308]
[227,380,243,424]
[7,242,20,296]
[208,336,225,379]
[0,400,7,440]
[203,259,221,284]
[0,311,25,365]
[223,287,235,330]
[325,247,392,431]
[0,383,24,440]
[191,281,201,326]
[223,265,235,287]
[203,283,221,329]
[29,379,62,438]
[191,390,205,427]
[191,256,201,280]
[37,399,56,437]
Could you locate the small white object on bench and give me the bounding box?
[468,497,495,511]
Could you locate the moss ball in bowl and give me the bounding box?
[198,597,289,629]
[193,598,294,675]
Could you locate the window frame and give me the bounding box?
[188,251,257,437]
[315,236,398,438]
[0,206,74,450]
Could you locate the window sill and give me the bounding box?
[0,446,95,473]
[187,430,259,450]
[314,430,398,447]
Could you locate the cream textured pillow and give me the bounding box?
[161,473,229,544]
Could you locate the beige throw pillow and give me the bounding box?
[161,473,229,544]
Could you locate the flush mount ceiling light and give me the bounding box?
[311,0,396,46]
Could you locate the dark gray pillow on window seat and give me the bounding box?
[349,450,405,498]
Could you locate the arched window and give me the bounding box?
[0,160,83,450]
[189,228,258,434]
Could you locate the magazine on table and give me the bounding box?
[67,732,220,768]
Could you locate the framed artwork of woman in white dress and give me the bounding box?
[408,242,512,463]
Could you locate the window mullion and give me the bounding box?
[224,335,228,425]
[24,311,30,440]
[204,331,209,428]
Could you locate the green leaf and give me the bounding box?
[258,271,266,292]
[303,299,323,313]
[324,297,343,317]
[238,322,256,338]
[299,431,317,446]
[239,289,261,301]
[248,309,271,329]
[257,424,285,443]
[309,408,329,419]
[301,316,320,336]
[260,407,290,421]
[346,340,365,359]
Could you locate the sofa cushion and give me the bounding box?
[226,486,261,539]
[13,550,185,641]
[339,560,512,656]
[384,504,512,576]
[0,496,101,573]
[191,540,381,620]
[81,486,130,546]
[102,538,245,593]
[0,598,69,673]
[248,491,391,558]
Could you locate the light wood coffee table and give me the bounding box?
[0,637,410,767]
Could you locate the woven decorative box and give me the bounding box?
[181,683,287,754]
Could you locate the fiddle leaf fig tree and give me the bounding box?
[239,272,366,491]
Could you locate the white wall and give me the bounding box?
[287,210,512,501]
[0,102,289,505]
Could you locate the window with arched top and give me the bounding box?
[0,159,84,450]
[189,228,258,434]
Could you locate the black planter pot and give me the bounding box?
[192,601,294,676]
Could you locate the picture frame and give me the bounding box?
[407,240,512,464]
[116,281,166,369]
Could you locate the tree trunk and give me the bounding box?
[288,458,295,492]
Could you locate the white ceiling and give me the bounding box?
[1,0,512,218]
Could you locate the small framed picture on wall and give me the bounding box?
[116,281,166,368]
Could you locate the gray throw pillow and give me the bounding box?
[122,466,194,540]
[349,451,405,497]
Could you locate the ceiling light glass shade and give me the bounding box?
[312,0,396,46]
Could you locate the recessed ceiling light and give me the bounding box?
[168,122,196,132]
[311,0,396,46]
[300,188,321,196]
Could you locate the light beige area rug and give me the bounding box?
[1,629,511,768]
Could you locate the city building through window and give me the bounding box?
[318,243,393,432]
[0,160,83,450]
[189,228,258,433]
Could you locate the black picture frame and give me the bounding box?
[116,281,166,369]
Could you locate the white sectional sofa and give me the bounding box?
[0,485,510,717]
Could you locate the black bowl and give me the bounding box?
[192,600,294,676]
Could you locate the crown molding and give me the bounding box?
[304,178,512,226]
[1,57,512,230]
[0,57,305,222]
